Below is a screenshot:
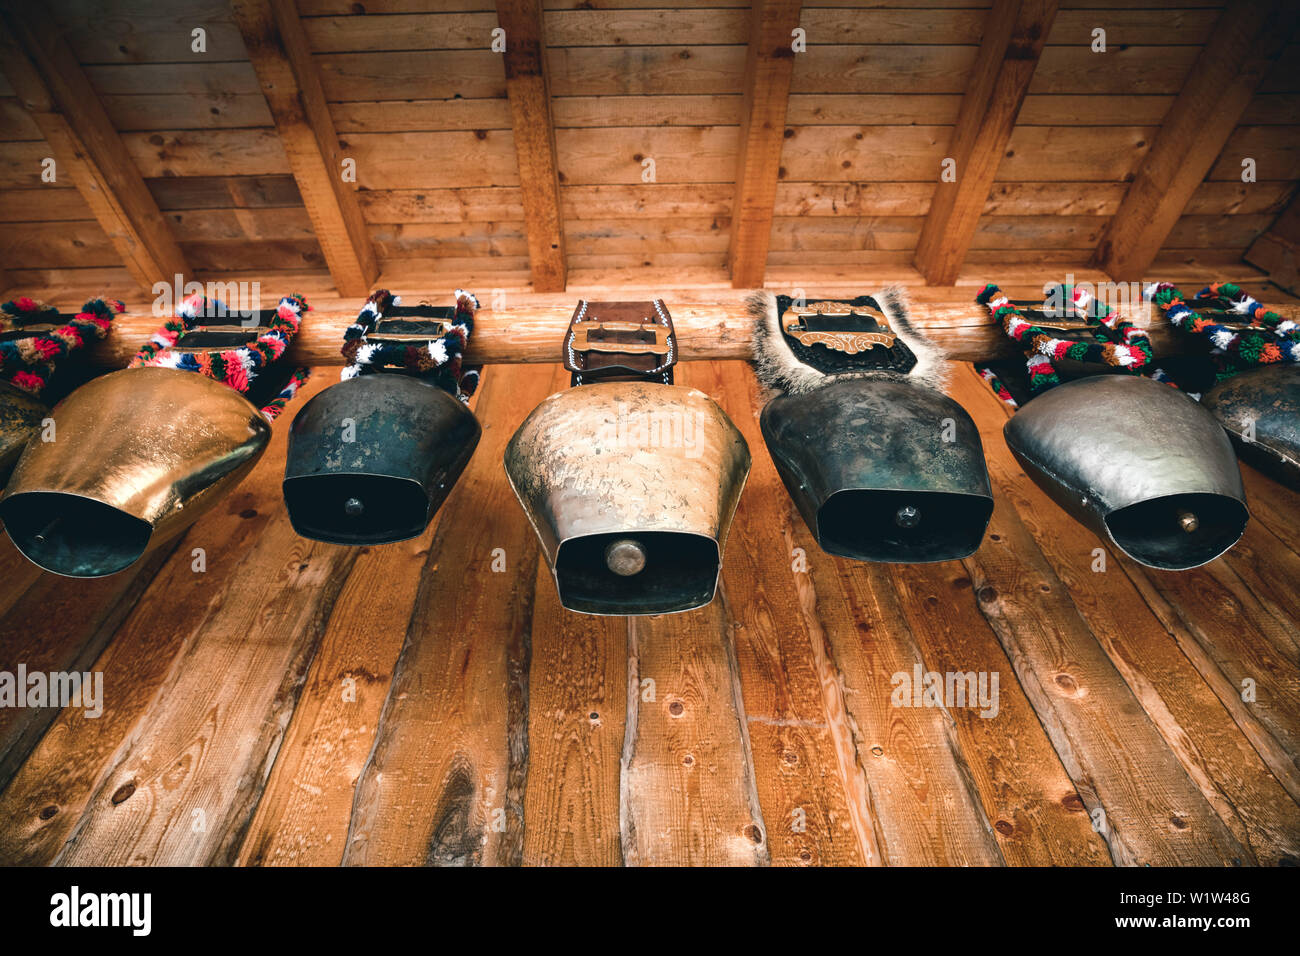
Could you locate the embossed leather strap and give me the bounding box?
[563,299,677,387]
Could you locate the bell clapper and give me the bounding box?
[32,517,61,544]
[894,504,920,529]
[344,497,365,517]
[1177,509,1199,533]
[605,538,647,577]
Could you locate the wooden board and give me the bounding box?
[950,364,1262,866]
[2,0,1299,865]
[341,363,555,865]
[949,366,1300,865]
[233,0,379,296]
[497,0,567,292]
[0,346,1295,866]
[687,361,870,866]
[913,0,1057,284]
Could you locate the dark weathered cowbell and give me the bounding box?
[0,368,271,577]
[762,378,993,562]
[283,374,481,544]
[0,380,48,486]
[1004,375,1248,570]
[281,290,482,544]
[1201,364,1300,489]
[750,289,994,562]
[505,381,750,615]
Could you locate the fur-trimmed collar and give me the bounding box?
[747,287,946,395]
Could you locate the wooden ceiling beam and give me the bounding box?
[1093,0,1298,282]
[78,290,1300,371]
[728,0,803,289]
[1243,187,1300,296]
[0,4,189,292]
[232,0,378,298]
[913,0,1057,286]
[497,0,567,293]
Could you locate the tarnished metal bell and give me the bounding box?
[750,289,994,562]
[281,291,482,544]
[1004,375,1248,570]
[762,378,993,562]
[283,374,481,543]
[0,380,48,486]
[505,381,750,615]
[0,368,271,577]
[1201,364,1300,489]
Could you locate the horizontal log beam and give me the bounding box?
[76,292,1293,370]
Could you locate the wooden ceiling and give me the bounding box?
[0,0,1297,299]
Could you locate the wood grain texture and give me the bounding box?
[237,519,441,865]
[520,560,626,866]
[688,361,870,866]
[0,370,337,865]
[1121,556,1300,805]
[794,536,1005,865]
[953,364,1255,866]
[727,0,802,288]
[0,346,1298,865]
[1093,1,1298,280]
[50,475,357,864]
[914,0,1058,285]
[0,4,188,289]
[952,365,1300,865]
[885,556,1110,866]
[1244,189,1300,295]
[0,542,179,795]
[620,605,770,866]
[232,0,379,296]
[340,363,556,866]
[497,0,567,292]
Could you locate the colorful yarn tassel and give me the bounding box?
[976,283,1152,396]
[341,288,480,402]
[0,296,123,396]
[128,293,311,419]
[260,366,311,422]
[978,367,1018,408]
[1146,281,1300,383]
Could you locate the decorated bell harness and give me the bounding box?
[563,299,676,387]
[978,367,1018,408]
[341,288,480,401]
[0,295,122,396]
[128,291,311,421]
[1147,281,1300,384]
[976,283,1153,397]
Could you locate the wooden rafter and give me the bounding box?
[1243,186,1300,295]
[497,0,566,293]
[1094,0,1298,281]
[913,0,1057,286]
[728,0,803,289]
[232,0,378,298]
[0,4,189,291]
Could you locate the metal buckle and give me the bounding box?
[368,316,451,346]
[172,325,265,354]
[564,299,677,385]
[782,300,897,355]
[570,319,667,355]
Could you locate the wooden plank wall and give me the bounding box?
[0,0,1296,293]
[1,354,1297,866]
